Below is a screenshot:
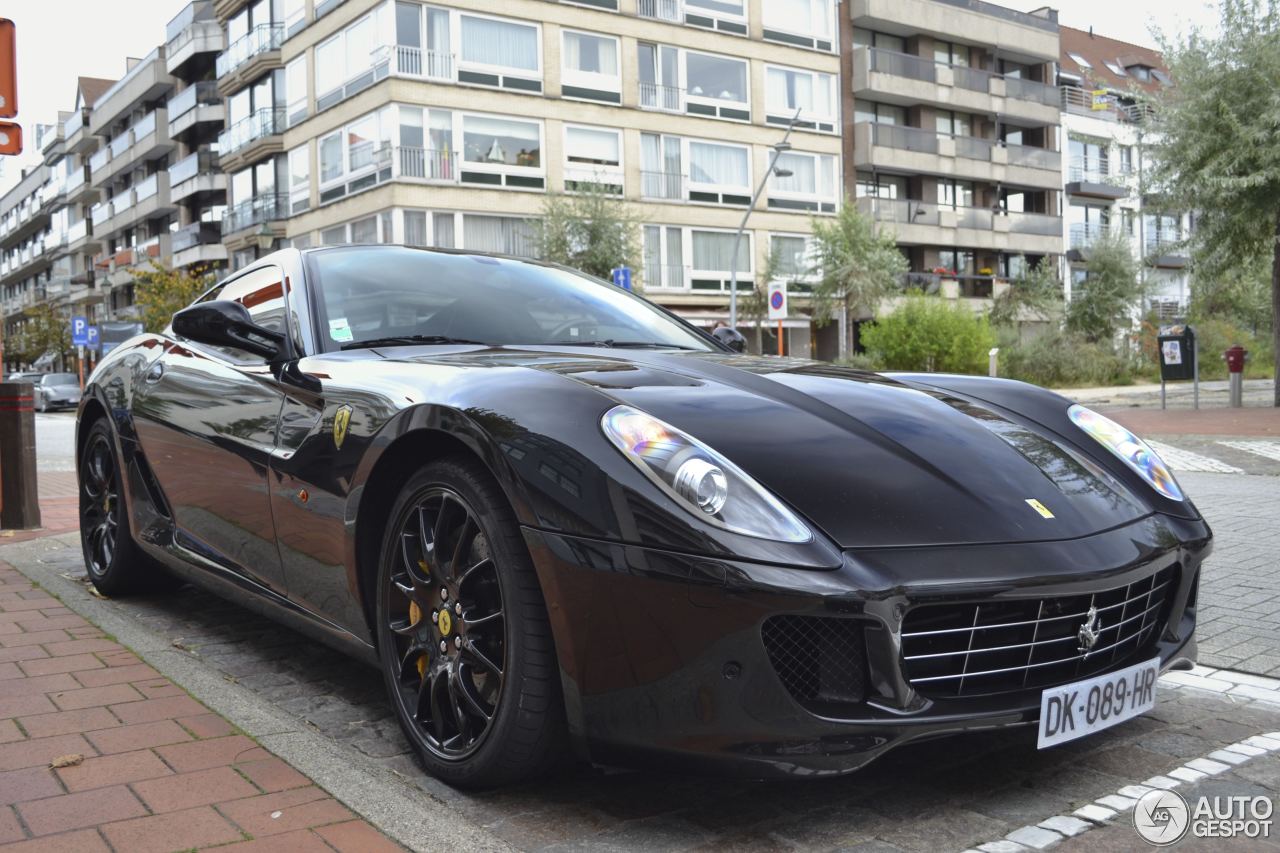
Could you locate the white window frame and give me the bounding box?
[683,49,749,116]
[457,112,545,184]
[768,150,838,213]
[287,145,311,214]
[562,124,623,194]
[560,29,621,97]
[684,0,747,27]
[641,224,688,291]
[689,226,753,289]
[686,138,752,202]
[316,106,393,201]
[284,54,308,127]
[761,0,835,47]
[768,232,818,285]
[764,63,836,131]
[456,11,542,81]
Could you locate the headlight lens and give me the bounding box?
[1068,404,1184,501]
[601,405,812,542]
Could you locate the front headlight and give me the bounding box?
[601,405,812,542]
[1068,404,1184,501]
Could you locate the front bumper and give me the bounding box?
[523,512,1210,778]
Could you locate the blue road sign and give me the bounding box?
[71,316,89,346]
[611,266,632,291]
[86,325,100,350]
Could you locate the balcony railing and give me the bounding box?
[1068,159,1121,185]
[862,197,1062,238]
[393,147,456,181]
[216,22,284,79]
[169,149,218,185]
[643,263,688,289]
[868,122,939,154]
[64,109,85,137]
[638,0,682,21]
[1004,210,1063,236]
[1061,86,1154,124]
[218,107,285,155]
[639,82,685,113]
[1006,144,1060,171]
[95,47,161,112]
[65,168,86,195]
[90,203,113,227]
[867,48,937,83]
[859,196,940,225]
[134,175,159,203]
[1069,222,1116,248]
[224,193,287,234]
[387,45,455,81]
[109,129,134,158]
[950,63,992,93]
[109,188,134,213]
[89,147,111,173]
[134,111,158,141]
[68,219,89,243]
[1004,76,1059,106]
[953,134,992,161]
[172,220,222,253]
[1145,234,1185,255]
[640,170,685,200]
[168,80,220,120]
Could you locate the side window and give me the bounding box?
[194,266,287,363]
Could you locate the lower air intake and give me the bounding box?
[762,615,867,710]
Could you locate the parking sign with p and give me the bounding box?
[71,316,89,346]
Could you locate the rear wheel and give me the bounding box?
[79,420,171,596]
[375,456,566,788]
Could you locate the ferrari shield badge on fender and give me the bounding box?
[1025,498,1055,519]
[333,405,353,450]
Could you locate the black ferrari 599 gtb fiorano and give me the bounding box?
[76,246,1209,788]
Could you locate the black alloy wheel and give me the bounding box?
[376,457,565,788]
[80,428,120,578]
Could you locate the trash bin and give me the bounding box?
[1157,325,1196,382]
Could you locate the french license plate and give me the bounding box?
[1037,656,1159,748]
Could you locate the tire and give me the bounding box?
[79,420,174,596]
[375,455,566,789]
[37,394,47,413]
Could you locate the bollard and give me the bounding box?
[0,381,41,530]
[988,347,999,378]
[1225,345,1248,409]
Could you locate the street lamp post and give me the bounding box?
[728,112,802,330]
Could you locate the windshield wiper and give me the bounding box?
[546,339,696,350]
[341,335,488,351]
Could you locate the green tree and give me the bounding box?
[861,295,996,374]
[988,257,1063,330]
[1065,230,1142,345]
[1147,0,1280,403]
[1188,253,1273,336]
[10,302,74,368]
[536,183,639,282]
[134,263,217,333]
[808,200,908,357]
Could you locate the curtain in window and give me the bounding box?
[345,17,376,82]
[463,215,537,257]
[404,211,428,246]
[767,68,813,112]
[762,0,827,37]
[320,134,343,182]
[322,225,347,245]
[316,38,341,95]
[686,53,746,102]
[566,127,619,165]
[689,142,747,188]
[434,213,455,248]
[773,152,815,194]
[692,231,749,273]
[351,216,377,243]
[686,0,744,15]
[564,32,617,75]
[460,17,538,72]
[770,236,808,276]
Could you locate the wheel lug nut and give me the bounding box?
[454,603,462,616]
[439,588,449,601]
[431,610,439,624]
[454,636,462,649]
[439,640,447,653]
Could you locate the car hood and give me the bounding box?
[392,348,1154,548]
[46,384,81,395]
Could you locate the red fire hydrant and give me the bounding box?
[1225,345,1247,408]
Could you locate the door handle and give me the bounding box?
[145,362,165,383]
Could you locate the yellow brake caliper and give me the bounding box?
[409,600,428,679]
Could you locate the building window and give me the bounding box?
[685,51,749,119]
[762,0,834,51]
[287,146,310,214]
[685,0,747,35]
[768,151,837,213]
[853,99,905,125]
[640,133,683,200]
[461,214,537,256]
[284,55,308,127]
[350,215,378,243]
[855,171,906,199]
[935,110,972,137]
[642,225,685,289]
[933,41,970,67]
[461,114,543,182]
[1067,51,1091,69]
[769,233,816,285]
[458,13,541,90]
[937,179,975,209]
[765,66,836,132]
[688,140,750,204]
[690,229,751,290]
[1069,137,1110,182]
[316,107,393,203]
[561,30,620,103]
[282,0,306,37]
[563,125,622,194]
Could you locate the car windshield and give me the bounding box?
[44,374,77,385]
[306,247,716,352]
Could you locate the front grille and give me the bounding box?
[901,566,1177,698]
[762,615,866,709]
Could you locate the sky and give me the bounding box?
[0,0,1225,193]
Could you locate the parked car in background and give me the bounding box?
[33,373,82,412]
[6,371,46,383]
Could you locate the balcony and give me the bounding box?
[852,122,1061,190]
[859,196,1062,255]
[851,0,1059,61]
[1066,222,1125,258]
[63,108,94,153]
[171,221,227,269]
[1066,159,1129,199]
[167,81,223,139]
[853,46,1059,126]
[318,146,458,206]
[638,82,685,114]
[1061,86,1154,124]
[166,1,224,74]
[66,218,92,250]
[640,170,685,201]
[169,149,226,202]
[637,0,682,22]
[89,147,112,181]
[218,107,286,170]
[132,173,176,222]
[89,48,173,135]
[216,23,283,94]
[384,45,455,82]
[91,202,113,229]
[131,110,175,164]
[223,192,287,236]
[1145,234,1188,268]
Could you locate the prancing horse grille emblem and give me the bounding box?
[1077,606,1101,655]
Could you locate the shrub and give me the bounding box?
[861,296,996,374]
[1000,328,1139,388]
[835,353,882,372]
[1137,317,1275,381]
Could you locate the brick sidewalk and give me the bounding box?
[1103,406,1280,437]
[0,561,404,853]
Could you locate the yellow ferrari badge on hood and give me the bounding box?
[1025,498,1055,519]
[333,405,352,450]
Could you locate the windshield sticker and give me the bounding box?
[329,318,354,343]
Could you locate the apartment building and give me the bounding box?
[1057,26,1190,319]
[211,0,843,356]
[847,0,1063,307]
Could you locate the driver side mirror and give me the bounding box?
[711,326,747,353]
[172,300,286,360]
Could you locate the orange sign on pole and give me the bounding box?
[0,18,15,119]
